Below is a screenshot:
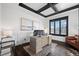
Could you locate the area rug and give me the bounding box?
[23,43,79,56]
[23,45,51,56]
[47,43,79,56]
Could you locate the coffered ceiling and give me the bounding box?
[19,3,79,18]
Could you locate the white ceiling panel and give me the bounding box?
[41,7,55,16]
[55,3,79,11]
[24,3,47,11]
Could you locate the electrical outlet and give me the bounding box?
[24,38,26,41]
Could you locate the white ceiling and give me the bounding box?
[55,3,79,11]
[23,3,79,17]
[41,7,55,16]
[24,3,47,11]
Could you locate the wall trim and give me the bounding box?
[52,40,66,45]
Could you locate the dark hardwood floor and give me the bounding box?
[14,41,79,56]
[15,43,30,56]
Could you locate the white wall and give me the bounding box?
[0,4,1,27]
[78,8,79,34]
[0,4,1,41]
[46,8,79,42]
[1,3,46,45]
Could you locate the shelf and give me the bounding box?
[1,45,13,50]
[0,40,15,44]
[1,51,11,56]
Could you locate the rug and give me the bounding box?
[23,43,79,56]
[24,45,51,56]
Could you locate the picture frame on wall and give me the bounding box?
[20,17,33,31]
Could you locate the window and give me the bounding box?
[50,22,54,33]
[61,20,67,35]
[55,21,60,34]
[49,16,68,36]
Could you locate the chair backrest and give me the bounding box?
[66,36,77,41]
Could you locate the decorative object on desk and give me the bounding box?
[33,30,44,37]
[20,17,33,31]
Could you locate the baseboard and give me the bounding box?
[15,42,30,47]
[52,40,66,46]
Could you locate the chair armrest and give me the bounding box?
[66,36,77,40]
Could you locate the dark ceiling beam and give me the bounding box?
[19,3,79,18]
[19,3,46,17]
[45,4,79,17]
[37,4,50,13]
[48,3,58,12]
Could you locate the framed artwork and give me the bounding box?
[20,17,33,31]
